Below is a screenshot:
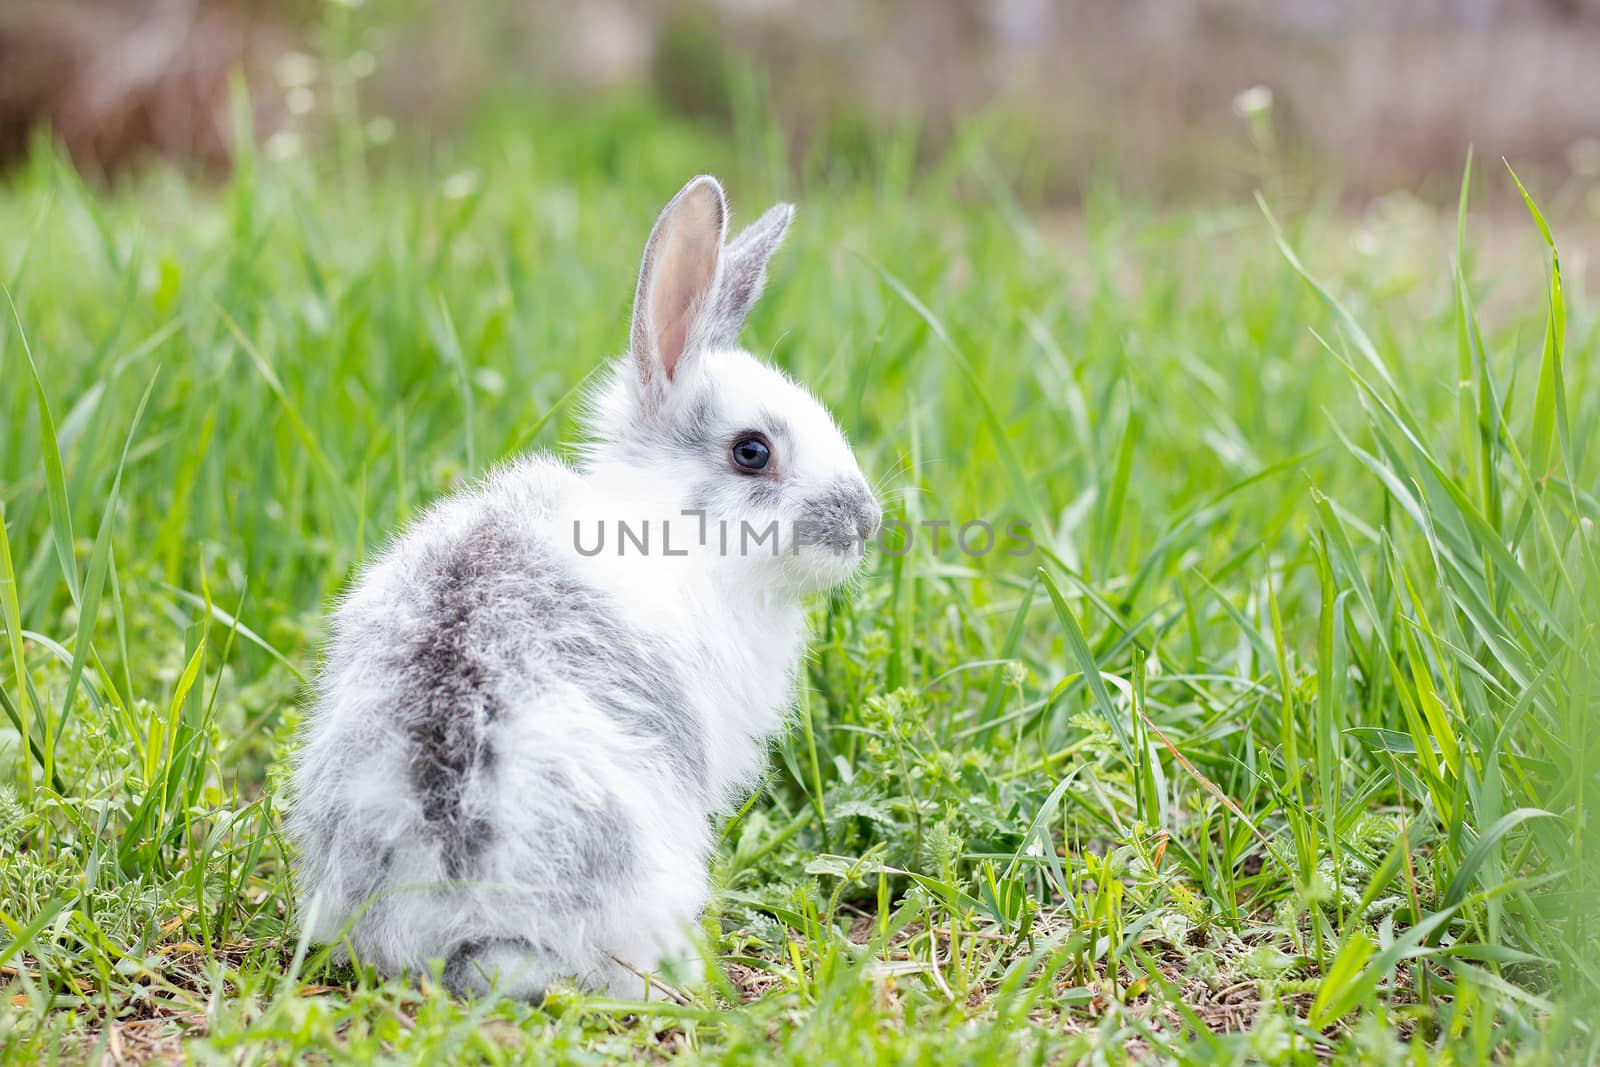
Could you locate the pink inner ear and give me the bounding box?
[650,188,722,381]
[653,257,704,379]
[658,315,690,380]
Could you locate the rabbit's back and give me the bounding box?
[290,459,711,972]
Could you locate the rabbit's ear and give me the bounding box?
[706,202,794,348]
[631,175,728,393]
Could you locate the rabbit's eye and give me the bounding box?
[731,434,772,472]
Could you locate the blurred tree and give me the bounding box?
[0,0,290,176]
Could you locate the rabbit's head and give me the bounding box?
[585,176,879,595]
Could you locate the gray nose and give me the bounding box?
[855,493,882,542]
[807,482,883,551]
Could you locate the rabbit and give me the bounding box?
[288,175,881,1001]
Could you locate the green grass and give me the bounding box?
[0,95,1596,1064]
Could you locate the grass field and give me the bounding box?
[1,96,1597,1064]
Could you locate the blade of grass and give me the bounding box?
[5,286,79,605]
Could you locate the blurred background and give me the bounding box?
[3,0,1600,210]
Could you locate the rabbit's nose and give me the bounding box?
[855,494,883,542]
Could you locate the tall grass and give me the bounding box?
[0,96,1595,1063]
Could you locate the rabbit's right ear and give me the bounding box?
[630,176,728,403]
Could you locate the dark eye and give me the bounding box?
[731,434,772,472]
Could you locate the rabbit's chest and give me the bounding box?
[619,582,805,796]
[691,604,808,790]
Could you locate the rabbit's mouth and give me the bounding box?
[793,521,870,555]
[786,501,879,593]
[791,520,880,569]
[784,537,873,594]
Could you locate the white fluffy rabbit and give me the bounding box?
[288,175,880,1000]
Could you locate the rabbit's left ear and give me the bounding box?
[631,175,728,394]
[706,201,794,347]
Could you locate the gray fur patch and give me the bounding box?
[384,513,705,881]
[517,778,639,914]
[670,393,719,455]
[443,937,548,1001]
[293,825,396,936]
[801,481,881,551]
[442,938,491,991]
[746,477,783,508]
[343,838,396,917]
[395,523,513,876]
